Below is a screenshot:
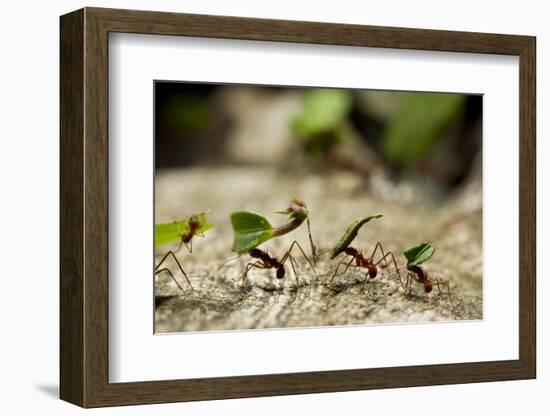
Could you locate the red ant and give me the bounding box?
[176,215,201,254]
[329,242,400,284]
[404,265,451,296]
[154,215,202,292]
[239,241,316,286]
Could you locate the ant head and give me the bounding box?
[288,198,308,221]
[424,282,433,293]
[276,266,286,279]
[188,215,200,229]
[291,197,306,208]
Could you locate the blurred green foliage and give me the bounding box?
[291,89,352,154]
[161,94,208,135]
[381,93,465,168]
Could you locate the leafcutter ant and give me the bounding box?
[402,242,451,296]
[328,215,401,285]
[239,242,315,286]
[404,265,451,296]
[154,212,214,292]
[223,198,317,286]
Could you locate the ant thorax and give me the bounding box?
[407,265,426,281]
[248,248,265,258]
[344,247,359,257]
[248,248,279,268]
[182,215,200,243]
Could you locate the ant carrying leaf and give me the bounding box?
[403,242,450,296]
[155,212,214,252]
[329,214,401,285]
[154,212,214,292]
[224,197,317,286]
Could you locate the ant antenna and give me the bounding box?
[217,255,241,270]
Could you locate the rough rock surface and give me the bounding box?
[155,166,482,333]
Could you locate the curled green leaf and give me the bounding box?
[403,242,435,266]
[330,214,383,259]
[230,212,274,254]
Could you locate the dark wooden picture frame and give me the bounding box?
[60,7,536,408]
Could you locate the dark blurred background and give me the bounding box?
[155,82,481,192]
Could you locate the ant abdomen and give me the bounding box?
[367,265,377,279]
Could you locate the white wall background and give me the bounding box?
[0,1,545,414]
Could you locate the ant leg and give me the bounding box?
[287,254,301,287]
[155,268,186,293]
[282,241,317,277]
[239,261,266,286]
[373,251,403,289]
[432,279,452,297]
[329,254,351,283]
[217,255,241,270]
[174,235,192,254]
[369,242,388,266]
[184,239,193,254]
[173,240,184,254]
[404,272,418,295]
[173,237,190,254]
[306,217,318,264]
[154,250,172,271]
[404,271,425,295]
[405,273,414,294]
[239,262,257,285]
[341,255,356,275]
[315,249,332,258]
[155,251,193,290]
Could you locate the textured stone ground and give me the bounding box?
[154,166,482,333]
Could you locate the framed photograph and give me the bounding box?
[60,7,536,408]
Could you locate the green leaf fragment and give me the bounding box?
[230,211,274,254]
[330,214,383,259]
[155,212,214,248]
[403,242,435,266]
